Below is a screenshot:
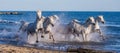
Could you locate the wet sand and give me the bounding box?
[0,44,68,53]
[0,44,115,53]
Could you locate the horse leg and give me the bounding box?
[85,34,87,41]
[44,31,51,39]
[97,29,105,40]
[36,32,39,43]
[27,32,29,41]
[47,31,52,39]
[27,35,30,43]
[72,33,77,39]
[49,32,55,42]
[76,33,80,37]
[41,33,44,38]
[81,31,85,41]
[40,28,44,38]
[71,29,78,39]
[27,32,30,43]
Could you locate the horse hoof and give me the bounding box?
[53,41,55,43]
[49,37,51,39]
[36,41,39,43]
[41,36,44,38]
[102,38,106,41]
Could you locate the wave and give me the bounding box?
[101,24,120,28]
[0,19,120,27]
[105,32,120,36]
[0,19,20,25]
[106,22,120,24]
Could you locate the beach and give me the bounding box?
[0,44,68,53]
[0,44,115,53]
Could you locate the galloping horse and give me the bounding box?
[42,15,59,42]
[93,15,105,40]
[18,10,45,43]
[82,15,105,41]
[68,17,95,41]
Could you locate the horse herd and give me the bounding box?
[18,10,105,43]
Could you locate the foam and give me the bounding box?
[0,17,103,44]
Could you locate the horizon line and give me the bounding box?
[0,10,120,12]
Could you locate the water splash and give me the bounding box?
[0,16,104,44]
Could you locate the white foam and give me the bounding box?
[0,17,104,44]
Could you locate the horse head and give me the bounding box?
[52,15,59,21]
[36,10,41,18]
[97,15,105,24]
[72,19,80,23]
[36,10,42,22]
[85,16,95,26]
[35,10,45,32]
[48,15,59,27]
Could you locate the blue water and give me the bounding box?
[0,11,120,52]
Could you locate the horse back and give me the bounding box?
[27,23,36,33]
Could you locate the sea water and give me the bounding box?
[0,11,120,52]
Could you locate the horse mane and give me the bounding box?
[84,17,91,26]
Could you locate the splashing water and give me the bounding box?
[0,14,104,44]
[0,11,120,52]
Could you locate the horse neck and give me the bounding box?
[33,19,38,30]
[95,17,100,23]
[94,19,100,30]
[85,24,93,34]
[84,20,91,27]
[43,18,51,27]
[95,20,99,25]
[49,18,55,25]
[37,12,41,18]
[74,22,81,27]
[73,22,84,32]
[87,24,92,29]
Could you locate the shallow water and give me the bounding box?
[0,11,120,52]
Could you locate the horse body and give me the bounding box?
[83,17,95,35]
[18,10,105,42]
[68,17,95,41]
[92,16,105,40]
[18,21,29,32]
[18,10,46,43]
[82,15,105,40]
[94,16,104,30]
[72,21,85,40]
[42,15,59,42]
[26,22,36,35]
[36,16,45,32]
[35,10,45,32]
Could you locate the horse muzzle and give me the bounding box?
[93,23,95,25]
[102,21,105,24]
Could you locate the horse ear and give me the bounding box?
[53,15,59,20]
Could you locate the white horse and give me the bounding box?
[35,10,45,32]
[81,15,105,41]
[42,15,59,42]
[18,10,45,43]
[92,15,105,40]
[18,21,29,32]
[68,17,95,41]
